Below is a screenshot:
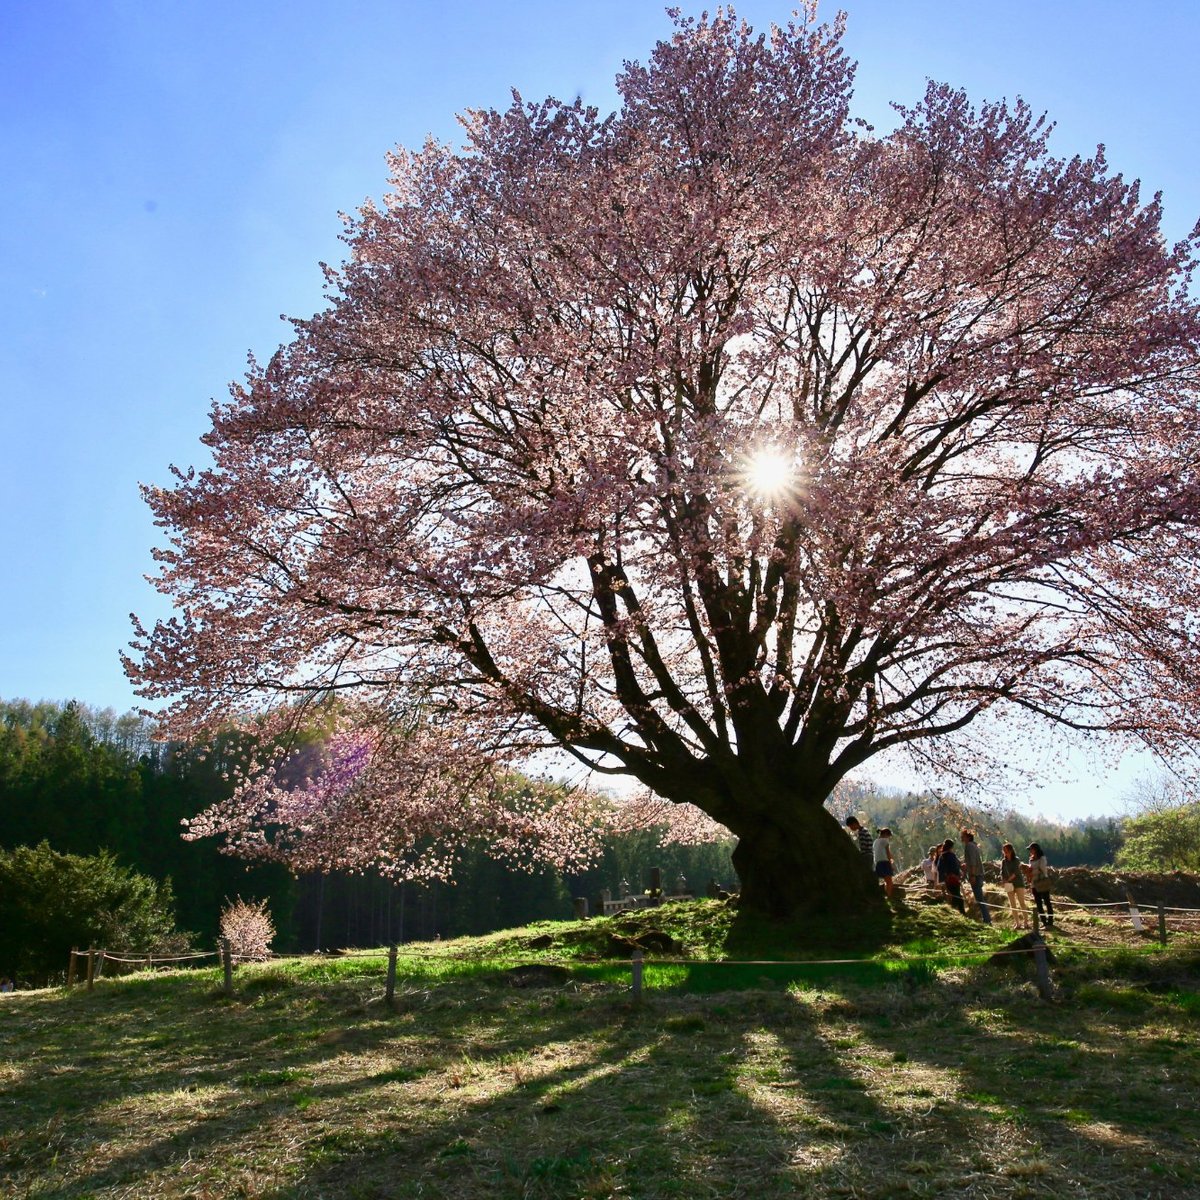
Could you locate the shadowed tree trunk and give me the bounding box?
[729,803,884,919]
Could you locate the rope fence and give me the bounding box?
[62,887,1199,1004]
[96,951,220,964]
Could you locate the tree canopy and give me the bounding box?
[130,9,1200,917]
[0,842,188,985]
[1116,775,1200,872]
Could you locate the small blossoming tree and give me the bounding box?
[219,896,276,962]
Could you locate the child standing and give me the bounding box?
[873,828,896,898]
[921,846,940,891]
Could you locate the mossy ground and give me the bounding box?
[2,897,1198,1198]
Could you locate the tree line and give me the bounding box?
[3,698,1193,984]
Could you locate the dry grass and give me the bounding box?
[1,901,1198,1199]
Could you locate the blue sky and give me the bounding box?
[2,1,1197,820]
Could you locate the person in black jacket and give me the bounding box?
[1025,842,1054,929]
[937,838,965,914]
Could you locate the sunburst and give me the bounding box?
[744,447,795,499]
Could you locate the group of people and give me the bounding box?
[844,815,1055,930]
[921,835,1055,930]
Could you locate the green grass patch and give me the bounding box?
[236,1066,308,1088]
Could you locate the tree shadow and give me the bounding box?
[4,947,1199,1199]
[724,902,900,962]
[256,989,904,1199]
[3,971,890,1198]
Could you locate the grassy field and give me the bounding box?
[1,897,1198,1199]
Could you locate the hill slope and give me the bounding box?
[1,897,1198,1199]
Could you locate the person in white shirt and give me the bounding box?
[920,846,940,891]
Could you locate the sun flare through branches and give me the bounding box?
[743,447,799,501]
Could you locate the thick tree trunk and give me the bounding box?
[729,802,886,920]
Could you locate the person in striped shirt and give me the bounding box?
[844,815,874,868]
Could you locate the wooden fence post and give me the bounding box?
[1030,929,1053,1002]
[221,938,234,996]
[631,949,644,1003]
[86,949,96,991]
[1126,890,1144,933]
[1158,904,1168,945]
[66,949,78,988]
[385,944,398,1004]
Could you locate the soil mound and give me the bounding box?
[1039,866,1200,909]
[896,863,1200,910]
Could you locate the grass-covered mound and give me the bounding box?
[1,898,1197,1198]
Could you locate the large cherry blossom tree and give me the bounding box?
[130,8,1200,918]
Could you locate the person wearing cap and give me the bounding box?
[1025,842,1054,929]
[873,827,896,897]
[845,816,873,868]
[960,829,992,925]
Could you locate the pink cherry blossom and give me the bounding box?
[129,8,1200,918]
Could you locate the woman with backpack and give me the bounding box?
[1025,842,1054,929]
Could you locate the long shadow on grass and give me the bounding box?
[830,950,1200,1195]
[0,969,466,1196]
[884,964,1199,1137]
[259,988,905,1198]
[11,943,1199,1199]
[17,972,900,1198]
[0,934,936,1199]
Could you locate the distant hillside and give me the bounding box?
[829,780,1121,872]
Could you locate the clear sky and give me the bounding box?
[2,1,1197,821]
